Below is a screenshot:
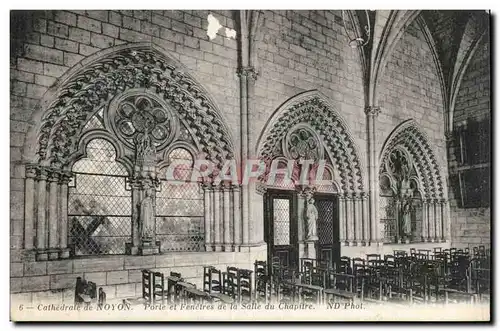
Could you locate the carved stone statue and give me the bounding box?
[400,198,412,239]
[304,194,319,241]
[139,188,155,241]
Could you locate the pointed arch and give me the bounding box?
[379,119,446,199]
[256,90,365,193]
[23,42,236,169]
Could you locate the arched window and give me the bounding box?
[156,148,204,251]
[68,138,131,256]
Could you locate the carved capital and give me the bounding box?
[231,184,241,192]
[255,182,267,195]
[58,171,73,185]
[360,192,368,200]
[444,131,453,142]
[25,164,38,179]
[237,66,258,80]
[364,106,381,117]
[201,182,214,192]
[47,170,61,183]
[36,166,49,181]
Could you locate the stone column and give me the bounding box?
[35,167,48,260]
[345,193,355,246]
[440,199,448,242]
[58,172,71,258]
[353,194,362,246]
[361,192,369,245]
[297,189,306,260]
[24,166,37,250]
[47,171,60,259]
[365,106,381,245]
[232,185,241,250]
[213,185,222,251]
[222,184,231,251]
[421,199,428,242]
[203,183,213,251]
[128,179,142,254]
[434,199,442,242]
[338,194,346,246]
[427,199,435,242]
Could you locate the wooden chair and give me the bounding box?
[152,271,167,304]
[237,269,253,304]
[223,267,239,297]
[98,287,106,307]
[394,250,407,257]
[203,266,222,294]
[272,266,296,303]
[324,269,356,304]
[74,277,97,307]
[338,256,352,274]
[254,260,270,303]
[418,249,431,259]
[176,281,197,304]
[167,271,182,303]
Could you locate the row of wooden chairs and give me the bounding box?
[203,265,253,304]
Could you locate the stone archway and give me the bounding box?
[379,119,449,243]
[22,43,238,260]
[257,90,370,265]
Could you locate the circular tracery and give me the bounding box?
[110,93,178,152]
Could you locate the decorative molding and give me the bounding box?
[35,47,235,169]
[257,91,365,193]
[237,66,259,80]
[364,106,381,117]
[379,120,445,199]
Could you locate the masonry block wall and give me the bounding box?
[253,10,366,160]
[448,38,491,248]
[378,20,447,168]
[11,10,455,302]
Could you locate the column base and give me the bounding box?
[59,248,71,259]
[48,249,60,260]
[222,245,234,252]
[213,245,223,252]
[126,241,160,255]
[138,245,160,256]
[35,251,48,261]
[138,238,160,255]
[205,245,215,252]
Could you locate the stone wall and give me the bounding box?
[448,38,491,248]
[11,10,457,301]
[11,248,267,305]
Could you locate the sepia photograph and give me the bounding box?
[8,6,492,322]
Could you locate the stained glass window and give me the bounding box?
[156,148,204,252]
[68,138,131,256]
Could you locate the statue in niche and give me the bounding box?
[139,188,155,242]
[399,197,413,239]
[304,190,319,241]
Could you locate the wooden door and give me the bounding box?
[264,190,298,269]
[315,194,340,268]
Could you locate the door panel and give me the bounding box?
[315,194,339,268]
[264,190,298,269]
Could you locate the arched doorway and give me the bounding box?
[257,91,366,269]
